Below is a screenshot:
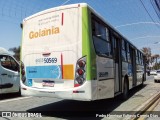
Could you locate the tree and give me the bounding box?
[141,47,152,65]
[9,46,20,61]
[152,54,160,70]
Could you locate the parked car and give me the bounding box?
[0,48,20,95]
[150,70,157,75]
[154,70,160,83]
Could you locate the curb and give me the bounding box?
[131,91,160,120]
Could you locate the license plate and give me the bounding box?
[42,80,54,87]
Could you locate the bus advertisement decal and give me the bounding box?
[26,65,62,79]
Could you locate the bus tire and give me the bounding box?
[17,88,21,96]
[122,78,129,100]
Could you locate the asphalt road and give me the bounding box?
[0,75,159,120]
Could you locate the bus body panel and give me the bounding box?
[21,4,96,100]
[21,80,92,101]
[82,7,97,81]
[136,64,144,85]
[96,56,114,99]
[122,61,133,90]
[22,6,83,92]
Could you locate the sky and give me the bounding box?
[0,0,160,55]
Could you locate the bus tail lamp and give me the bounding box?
[21,70,25,76]
[21,62,26,83]
[22,87,27,90]
[74,57,86,87]
[78,60,85,68]
[77,69,84,76]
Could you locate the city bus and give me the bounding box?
[21,3,146,101]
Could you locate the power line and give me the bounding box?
[140,0,157,23]
[139,0,160,30]
[150,0,160,20]
[61,0,71,5]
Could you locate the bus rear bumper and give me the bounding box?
[20,81,95,101]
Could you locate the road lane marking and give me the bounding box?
[0,97,32,103]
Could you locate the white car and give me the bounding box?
[154,70,160,83]
[150,70,157,75]
[0,48,20,94]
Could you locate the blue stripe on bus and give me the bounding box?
[26,65,62,79]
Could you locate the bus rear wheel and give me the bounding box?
[122,79,129,100]
[16,88,21,96]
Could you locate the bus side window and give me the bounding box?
[111,36,117,60]
[136,50,140,65]
[92,18,112,57]
[126,43,131,63]
[121,39,127,62]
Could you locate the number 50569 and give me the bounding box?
[44,58,57,63]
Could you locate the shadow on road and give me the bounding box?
[0,93,21,100]
[27,84,147,119]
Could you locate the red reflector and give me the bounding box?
[73,91,78,93]
[74,84,80,87]
[61,13,64,25]
[77,69,83,75]
[22,87,27,90]
[78,60,85,68]
[61,53,64,79]
[21,65,24,69]
[21,70,25,76]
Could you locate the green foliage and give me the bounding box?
[9,46,20,61]
[153,62,160,70]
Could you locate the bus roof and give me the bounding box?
[23,3,144,54]
[23,3,88,22]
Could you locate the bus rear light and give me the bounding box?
[73,90,78,93]
[76,77,85,85]
[22,87,27,90]
[20,61,26,83]
[78,60,85,68]
[77,69,84,76]
[21,70,25,76]
[21,64,24,69]
[22,76,26,83]
[74,56,86,87]
[74,84,80,87]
